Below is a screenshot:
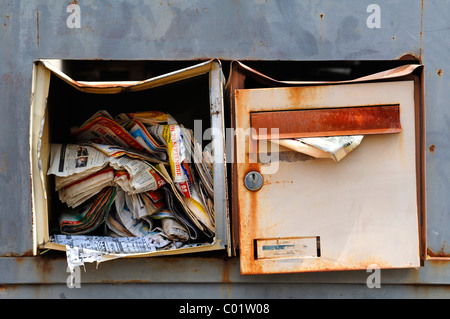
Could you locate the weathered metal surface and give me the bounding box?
[0,256,449,285]
[0,0,448,298]
[1,282,450,299]
[1,281,449,299]
[32,0,423,61]
[422,0,450,258]
[250,105,402,139]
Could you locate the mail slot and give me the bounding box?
[228,61,426,274]
[250,105,402,139]
[30,59,230,258]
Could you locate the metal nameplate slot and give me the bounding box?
[250,104,402,140]
[254,237,320,260]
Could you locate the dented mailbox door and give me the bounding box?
[234,78,425,275]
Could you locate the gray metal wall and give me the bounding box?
[0,0,449,299]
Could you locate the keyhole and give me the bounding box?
[244,171,263,191]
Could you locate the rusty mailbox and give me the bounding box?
[228,62,426,275]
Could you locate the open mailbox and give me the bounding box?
[30,59,230,258]
[229,62,426,274]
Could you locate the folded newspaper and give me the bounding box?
[46,110,215,269]
[271,135,364,162]
[53,233,184,272]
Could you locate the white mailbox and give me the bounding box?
[229,62,426,275]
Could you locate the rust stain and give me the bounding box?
[0,249,33,257]
[22,250,34,257]
[319,14,324,41]
[295,259,392,273]
[263,179,293,185]
[240,162,262,274]
[36,8,39,47]
[84,25,94,32]
[0,152,6,174]
[0,285,13,294]
[427,241,450,258]
[437,69,443,77]
[429,144,435,153]
[286,86,320,110]
[221,259,230,283]
[34,256,56,282]
[419,0,424,59]
[105,279,148,284]
[426,257,450,266]
[243,255,394,275]
[221,260,232,298]
[399,53,421,63]
[244,163,261,179]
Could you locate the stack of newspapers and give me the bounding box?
[47,110,215,253]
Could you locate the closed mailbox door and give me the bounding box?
[233,74,425,274]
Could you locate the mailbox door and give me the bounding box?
[234,80,424,275]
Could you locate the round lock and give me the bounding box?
[244,171,264,191]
